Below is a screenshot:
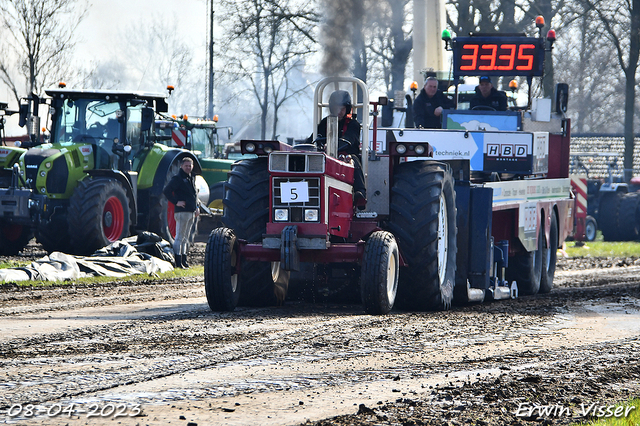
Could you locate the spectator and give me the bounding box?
[413,77,453,128]
[163,157,199,268]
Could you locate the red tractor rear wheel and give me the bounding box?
[388,161,457,311]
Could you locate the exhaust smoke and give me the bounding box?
[320,0,355,76]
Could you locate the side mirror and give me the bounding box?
[555,83,569,113]
[18,104,28,127]
[141,107,154,132]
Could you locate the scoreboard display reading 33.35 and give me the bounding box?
[452,36,546,77]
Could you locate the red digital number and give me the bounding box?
[497,44,516,70]
[460,44,478,70]
[478,44,497,70]
[516,44,535,70]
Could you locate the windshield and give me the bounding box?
[190,127,214,158]
[53,98,121,144]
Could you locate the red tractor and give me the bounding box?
[204,77,457,314]
[205,70,574,314]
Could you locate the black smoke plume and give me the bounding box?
[320,0,355,76]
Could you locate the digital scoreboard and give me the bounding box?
[452,37,546,77]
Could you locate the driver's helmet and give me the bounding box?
[328,90,352,116]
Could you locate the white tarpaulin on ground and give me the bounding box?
[0,236,174,282]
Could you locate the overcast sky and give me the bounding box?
[3,0,212,135]
[75,0,209,62]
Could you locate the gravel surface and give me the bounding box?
[0,241,639,425]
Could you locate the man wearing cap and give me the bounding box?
[470,76,508,111]
[413,77,453,129]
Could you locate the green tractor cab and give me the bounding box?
[0,88,200,255]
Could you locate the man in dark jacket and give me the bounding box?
[163,157,198,268]
[470,76,508,111]
[310,90,366,209]
[412,77,453,129]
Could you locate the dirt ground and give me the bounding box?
[0,242,639,426]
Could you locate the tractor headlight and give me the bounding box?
[264,144,274,153]
[245,142,256,152]
[415,144,426,155]
[396,144,407,154]
[274,208,288,221]
[304,209,318,222]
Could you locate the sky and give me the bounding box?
[75,0,209,63]
[3,0,212,135]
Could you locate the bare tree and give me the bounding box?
[0,0,87,103]
[578,0,640,181]
[373,1,412,96]
[357,0,411,96]
[218,0,318,140]
[127,17,200,116]
[554,9,623,133]
[79,16,202,116]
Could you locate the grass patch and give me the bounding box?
[573,398,639,425]
[564,240,640,258]
[1,265,203,287]
[0,259,32,269]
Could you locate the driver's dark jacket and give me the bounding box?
[412,88,453,129]
[163,168,198,213]
[469,87,508,111]
[306,115,365,195]
[312,116,362,156]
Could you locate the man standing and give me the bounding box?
[163,157,198,268]
[412,77,453,129]
[470,76,508,111]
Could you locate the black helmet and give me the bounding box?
[329,90,352,116]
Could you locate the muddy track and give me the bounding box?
[1,244,639,425]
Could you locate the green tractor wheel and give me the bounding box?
[68,178,132,255]
[0,222,33,255]
[36,217,72,254]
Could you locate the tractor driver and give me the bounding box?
[309,90,366,209]
[469,76,508,111]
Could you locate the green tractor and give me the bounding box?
[0,87,201,255]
